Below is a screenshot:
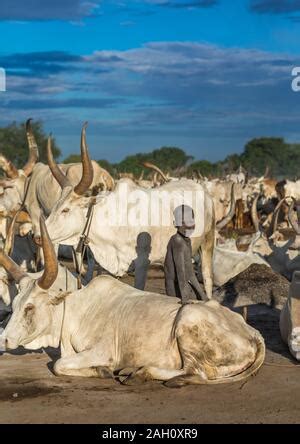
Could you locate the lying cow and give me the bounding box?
[1,217,265,387]
[280,271,300,361]
[212,234,269,287]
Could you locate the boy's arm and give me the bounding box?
[172,237,190,304]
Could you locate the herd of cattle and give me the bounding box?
[0,119,299,388]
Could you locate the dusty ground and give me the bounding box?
[0,269,299,424]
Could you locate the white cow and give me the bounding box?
[212,235,269,287]
[280,271,300,361]
[1,218,265,386]
[45,142,216,299]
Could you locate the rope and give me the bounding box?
[73,196,96,288]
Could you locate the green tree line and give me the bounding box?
[1,121,300,179]
[0,121,61,167]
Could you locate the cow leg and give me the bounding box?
[53,349,114,378]
[200,227,214,300]
[122,366,185,385]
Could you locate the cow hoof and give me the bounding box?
[122,367,155,385]
[96,367,113,379]
[118,367,137,376]
[164,378,185,388]
[121,372,146,386]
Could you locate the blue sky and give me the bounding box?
[0,0,300,162]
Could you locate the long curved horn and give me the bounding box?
[47,135,71,189]
[37,215,58,290]
[142,161,168,184]
[251,194,260,233]
[74,122,94,195]
[197,171,204,181]
[216,183,236,230]
[0,250,27,283]
[4,212,18,255]
[139,170,144,181]
[288,198,300,235]
[0,155,19,179]
[23,118,39,176]
[264,165,270,179]
[270,197,287,237]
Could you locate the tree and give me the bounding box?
[240,138,300,178]
[116,147,193,177]
[221,154,242,175]
[187,160,220,178]
[0,120,61,169]
[97,159,116,177]
[63,154,81,164]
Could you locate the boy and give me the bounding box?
[164,205,208,304]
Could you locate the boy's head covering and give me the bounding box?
[173,205,195,227]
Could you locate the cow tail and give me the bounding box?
[169,304,186,345]
[165,333,265,388]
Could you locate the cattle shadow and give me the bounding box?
[244,304,294,360]
[128,232,152,290]
[0,347,44,357]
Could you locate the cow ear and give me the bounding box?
[49,291,72,306]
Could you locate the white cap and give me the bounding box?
[173,205,195,227]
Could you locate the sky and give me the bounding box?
[0,0,300,163]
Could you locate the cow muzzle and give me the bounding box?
[289,327,300,361]
[33,235,42,246]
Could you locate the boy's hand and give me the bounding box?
[179,299,199,306]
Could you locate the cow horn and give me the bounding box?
[0,250,27,283]
[264,165,270,179]
[4,212,18,256]
[0,155,19,179]
[269,197,287,237]
[139,170,144,181]
[251,194,260,233]
[74,122,94,195]
[142,162,168,184]
[22,118,39,176]
[288,198,300,235]
[216,183,236,230]
[47,135,71,189]
[197,171,204,181]
[37,215,58,290]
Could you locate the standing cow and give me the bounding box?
[45,129,215,300]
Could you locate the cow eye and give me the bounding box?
[62,208,70,213]
[24,304,35,315]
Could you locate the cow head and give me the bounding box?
[0,119,39,220]
[1,216,67,351]
[45,123,94,245]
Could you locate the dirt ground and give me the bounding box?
[0,269,299,424]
